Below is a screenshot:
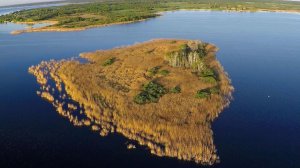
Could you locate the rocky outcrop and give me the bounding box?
[165,40,208,72]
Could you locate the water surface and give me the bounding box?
[0,10,299,168]
[0,3,68,16]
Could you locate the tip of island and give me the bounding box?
[28,39,234,165]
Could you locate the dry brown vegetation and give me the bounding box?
[28,39,233,165]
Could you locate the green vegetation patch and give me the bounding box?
[159,69,170,76]
[134,81,167,104]
[102,57,116,66]
[195,89,210,99]
[195,87,220,99]
[170,86,181,94]
[199,68,217,84]
[180,43,190,53]
[201,76,217,83]
[147,66,169,77]
[146,66,160,77]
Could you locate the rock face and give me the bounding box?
[28,39,233,165]
[165,40,211,72]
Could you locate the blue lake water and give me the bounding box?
[0,10,300,168]
[0,3,68,16]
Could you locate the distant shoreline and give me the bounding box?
[10,18,150,35]
[9,8,300,35]
[1,0,300,35]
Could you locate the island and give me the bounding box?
[28,39,233,165]
[1,0,300,34]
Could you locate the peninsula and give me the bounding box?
[1,0,300,34]
[28,39,233,165]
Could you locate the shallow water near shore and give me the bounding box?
[0,10,300,168]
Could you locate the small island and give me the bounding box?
[28,39,233,165]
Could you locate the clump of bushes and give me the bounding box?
[170,86,181,93]
[102,57,116,66]
[201,68,215,77]
[202,76,217,83]
[134,81,166,104]
[147,66,169,77]
[195,89,210,99]
[147,66,160,76]
[195,87,220,99]
[180,44,190,53]
[199,68,217,83]
[159,70,170,76]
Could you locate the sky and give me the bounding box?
[0,0,61,7]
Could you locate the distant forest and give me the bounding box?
[1,0,300,28]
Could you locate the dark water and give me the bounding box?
[0,11,300,168]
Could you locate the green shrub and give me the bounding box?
[195,87,220,99]
[180,44,189,53]
[199,68,217,83]
[195,89,210,99]
[159,70,170,76]
[170,86,181,93]
[147,66,160,76]
[134,91,149,104]
[201,68,215,77]
[142,81,166,98]
[196,44,207,57]
[134,81,166,104]
[102,57,116,66]
[201,76,217,83]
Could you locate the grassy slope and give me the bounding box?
[1,0,300,29]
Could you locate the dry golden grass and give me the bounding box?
[29,39,233,165]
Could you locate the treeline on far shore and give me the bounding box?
[1,0,300,28]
